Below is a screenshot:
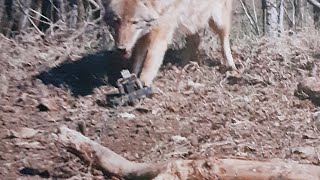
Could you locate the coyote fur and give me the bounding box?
[104,0,236,86]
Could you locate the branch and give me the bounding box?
[58,125,165,179]
[239,0,260,35]
[57,126,320,180]
[283,3,294,26]
[85,0,101,11]
[308,0,320,9]
[16,0,44,35]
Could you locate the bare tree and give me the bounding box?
[0,0,319,37]
[239,0,260,35]
[310,0,320,28]
[279,0,285,34]
[265,0,279,37]
[294,0,303,28]
[261,0,267,34]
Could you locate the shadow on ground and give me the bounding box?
[35,47,220,97]
[36,50,129,96]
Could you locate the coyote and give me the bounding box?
[104,0,236,86]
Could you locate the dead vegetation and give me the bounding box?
[1,0,320,179]
[0,25,320,179]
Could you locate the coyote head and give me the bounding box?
[106,0,159,58]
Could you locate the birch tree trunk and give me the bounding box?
[266,0,279,37]
[279,0,285,34]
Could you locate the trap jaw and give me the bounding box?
[111,70,153,106]
[117,70,143,95]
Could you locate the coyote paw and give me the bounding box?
[218,64,237,74]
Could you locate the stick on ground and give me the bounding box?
[57,126,320,180]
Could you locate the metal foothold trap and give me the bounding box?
[107,70,153,107]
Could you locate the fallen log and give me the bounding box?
[57,126,320,180]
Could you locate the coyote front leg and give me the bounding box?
[139,26,175,86]
[131,35,150,76]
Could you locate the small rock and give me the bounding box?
[295,77,320,105]
[151,108,161,115]
[37,98,59,112]
[10,127,39,139]
[118,112,136,120]
[274,121,280,127]
[187,80,205,89]
[190,137,199,147]
[171,135,188,144]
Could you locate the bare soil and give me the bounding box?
[0,29,320,179]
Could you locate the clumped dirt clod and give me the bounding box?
[0,29,320,179]
[296,77,320,105]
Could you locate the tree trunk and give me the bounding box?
[29,0,42,27]
[55,0,66,22]
[314,0,320,29]
[76,0,85,27]
[261,0,267,35]
[17,0,33,31]
[266,0,279,37]
[294,0,303,29]
[279,0,285,34]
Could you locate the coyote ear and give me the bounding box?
[139,0,148,7]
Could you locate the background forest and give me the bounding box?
[0,0,320,38]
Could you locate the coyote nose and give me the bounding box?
[116,46,131,58]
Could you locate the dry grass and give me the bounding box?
[0,27,320,179]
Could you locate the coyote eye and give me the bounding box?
[145,18,155,23]
[113,17,120,24]
[132,20,139,25]
[145,18,155,26]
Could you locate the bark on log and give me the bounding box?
[57,126,320,180]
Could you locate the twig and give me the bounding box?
[308,0,320,9]
[85,0,101,10]
[29,8,53,24]
[283,4,294,27]
[16,0,44,36]
[239,0,260,35]
[251,0,259,32]
[0,34,18,46]
[48,0,61,14]
[87,0,104,24]
[68,21,91,41]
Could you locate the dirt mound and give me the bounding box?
[0,30,320,179]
